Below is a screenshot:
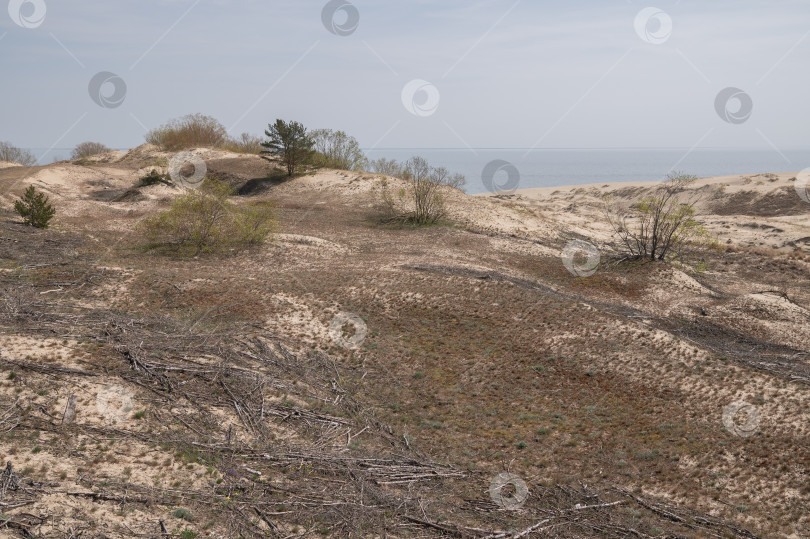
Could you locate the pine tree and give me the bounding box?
[14,185,55,229]
[261,119,314,176]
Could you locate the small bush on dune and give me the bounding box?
[138,169,171,187]
[146,113,228,151]
[71,141,110,160]
[376,156,466,225]
[139,178,275,256]
[221,133,264,155]
[0,142,37,166]
[14,185,55,229]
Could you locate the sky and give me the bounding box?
[1,0,809,160]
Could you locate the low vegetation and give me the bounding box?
[71,142,110,160]
[14,185,55,229]
[0,141,37,166]
[139,178,275,256]
[137,169,171,187]
[220,132,264,154]
[146,113,227,151]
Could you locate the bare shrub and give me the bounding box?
[139,179,275,256]
[0,142,37,166]
[376,156,465,225]
[146,113,228,151]
[603,172,716,262]
[71,142,110,159]
[310,129,367,171]
[221,133,264,155]
[368,158,404,177]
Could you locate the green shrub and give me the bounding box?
[139,179,275,256]
[172,508,193,521]
[138,169,170,187]
[0,142,37,166]
[71,141,110,160]
[146,113,227,151]
[14,186,55,228]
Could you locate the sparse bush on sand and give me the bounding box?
[146,113,228,151]
[71,141,110,160]
[0,141,37,167]
[376,156,465,225]
[146,114,265,154]
[139,178,275,256]
[310,129,367,171]
[14,185,55,229]
[603,172,716,262]
[221,132,264,154]
[261,119,315,176]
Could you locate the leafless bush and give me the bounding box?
[71,141,110,159]
[222,133,264,154]
[376,156,465,225]
[310,129,367,170]
[0,142,37,166]
[146,113,228,150]
[603,172,716,262]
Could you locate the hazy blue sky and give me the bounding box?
[2,0,808,158]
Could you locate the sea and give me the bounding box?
[363,148,810,195]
